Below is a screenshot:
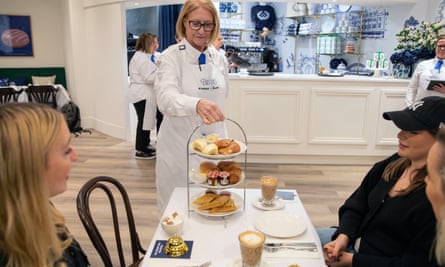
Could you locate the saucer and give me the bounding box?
[252,197,284,211]
[229,259,271,267]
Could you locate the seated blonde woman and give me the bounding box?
[0,103,89,266]
[426,126,445,266]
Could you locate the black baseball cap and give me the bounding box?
[383,96,445,131]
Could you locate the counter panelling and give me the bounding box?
[226,74,408,165]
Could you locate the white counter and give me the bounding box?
[226,73,410,165]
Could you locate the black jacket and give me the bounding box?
[0,237,89,267]
[335,153,438,267]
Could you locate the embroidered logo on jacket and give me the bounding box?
[198,79,219,90]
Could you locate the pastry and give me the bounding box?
[217,161,235,170]
[209,199,236,213]
[192,138,207,152]
[215,138,233,149]
[228,166,241,177]
[219,141,240,155]
[206,133,219,144]
[200,161,216,174]
[219,191,231,197]
[202,143,218,155]
[229,173,240,184]
[220,161,241,171]
[198,195,230,210]
[192,190,218,205]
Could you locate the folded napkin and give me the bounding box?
[150,240,194,259]
[276,191,295,200]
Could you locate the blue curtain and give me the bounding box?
[158,4,183,51]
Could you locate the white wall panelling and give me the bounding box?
[227,74,408,164]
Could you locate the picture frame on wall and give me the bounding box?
[0,15,33,56]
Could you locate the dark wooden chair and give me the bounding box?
[76,176,146,267]
[26,85,58,109]
[0,87,23,104]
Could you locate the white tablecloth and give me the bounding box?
[140,187,327,267]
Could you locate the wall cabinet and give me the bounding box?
[226,74,408,165]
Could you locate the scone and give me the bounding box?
[202,143,218,155]
[206,133,219,144]
[192,138,207,152]
[200,161,216,174]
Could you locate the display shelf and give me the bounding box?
[289,10,364,73]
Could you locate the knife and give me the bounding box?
[263,242,317,247]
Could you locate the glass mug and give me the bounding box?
[239,230,265,267]
[260,176,278,207]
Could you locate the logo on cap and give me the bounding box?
[409,100,424,111]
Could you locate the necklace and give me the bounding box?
[389,168,413,196]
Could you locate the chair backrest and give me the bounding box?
[76,176,146,267]
[26,85,58,109]
[0,87,23,104]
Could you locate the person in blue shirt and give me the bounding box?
[406,35,445,106]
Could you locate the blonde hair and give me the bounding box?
[434,127,445,265]
[175,0,220,44]
[0,103,69,266]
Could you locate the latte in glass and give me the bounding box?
[238,230,265,267]
[260,176,278,207]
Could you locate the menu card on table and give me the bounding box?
[150,240,194,259]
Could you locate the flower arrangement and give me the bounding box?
[390,18,445,66]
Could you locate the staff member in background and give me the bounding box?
[0,103,89,267]
[154,0,228,213]
[319,96,445,267]
[426,126,445,266]
[406,35,445,106]
[212,33,225,55]
[128,32,162,159]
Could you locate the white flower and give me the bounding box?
[394,20,442,52]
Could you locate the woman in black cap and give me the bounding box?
[319,96,445,267]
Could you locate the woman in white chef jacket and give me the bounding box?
[406,35,445,106]
[154,0,229,213]
[128,33,160,159]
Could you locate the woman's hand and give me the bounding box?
[324,233,350,265]
[196,99,225,124]
[433,83,445,93]
[327,252,353,267]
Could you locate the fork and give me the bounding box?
[176,260,211,267]
[264,246,318,253]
